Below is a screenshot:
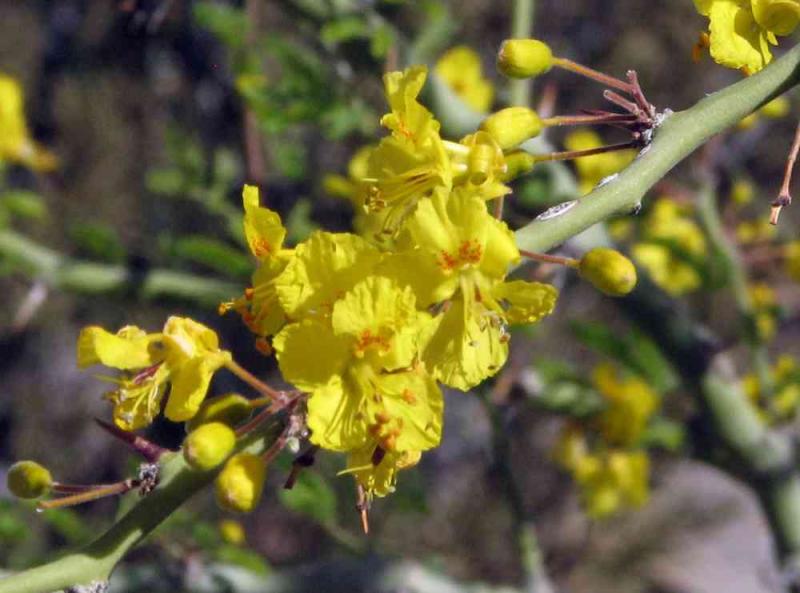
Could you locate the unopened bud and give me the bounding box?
[578,247,637,296]
[7,461,52,499]
[497,39,554,79]
[501,150,536,181]
[186,393,252,432]
[215,453,267,513]
[480,107,542,150]
[184,422,237,471]
[218,519,246,545]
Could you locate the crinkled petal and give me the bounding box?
[243,185,286,260]
[273,320,349,391]
[77,325,160,370]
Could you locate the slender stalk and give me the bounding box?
[224,359,283,400]
[552,57,633,94]
[509,0,535,107]
[532,141,638,164]
[519,249,578,268]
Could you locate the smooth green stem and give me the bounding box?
[0,420,284,593]
[509,0,535,107]
[0,229,242,307]
[515,42,800,253]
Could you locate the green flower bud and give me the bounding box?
[578,248,637,297]
[500,150,536,181]
[185,393,252,432]
[497,39,554,79]
[215,453,267,514]
[7,461,52,499]
[480,107,542,150]
[184,422,237,471]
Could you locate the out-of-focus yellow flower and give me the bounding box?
[554,427,650,519]
[0,75,57,171]
[738,96,792,129]
[592,363,659,447]
[77,317,232,430]
[743,355,800,423]
[564,129,635,195]
[219,519,247,545]
[784,241,800,282]
[693,0,799,74]
[730,179,755,205]
[736,219,776,244]
[435,46,494,113]
[632,198,706,296]
[749,282,778,340]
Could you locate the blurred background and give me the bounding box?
[0,1,798,592]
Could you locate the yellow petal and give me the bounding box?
[273,319,350,391]
[307,378,368,451]
[165,352,231,422]
[77,325,160,370]
[493,280,558,325]
[242,185,286,260]
[708,0,773,72]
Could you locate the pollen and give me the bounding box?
[401,389,417,405]
[250,238,273,258]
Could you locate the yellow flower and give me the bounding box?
[736,219,776,244]
[77,317,231,430]
[693,0,800,73]
[749,282,778,340]
[435,46,494,113]
[564,129,635,195]
[382,191,557,390]
[275,231,382,320]
[218,519,247,545]
[0,75,57,171]
[592,363,659,447]
[221,186,291,342]
[632,198,706,296]
[274,276,443,459]
[730,179,755,205]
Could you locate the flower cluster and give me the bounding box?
[225,66,558,499]
[693,0,800,74]
[554,363,660,518]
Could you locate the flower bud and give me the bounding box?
[7,461,52,499]
[500,150,536,181]
[184,422,237,471]
[497,39,554,79]
[480,107,542,150]
[578,248,637,297]
[218,519,246,545]
[185,393,252,432]
[215,453,267,513]
[752,0,800,36]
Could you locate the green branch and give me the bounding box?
[515,42,800,253]
[0,229,243,308]
[0,420,284,593]
[509,0,535,107]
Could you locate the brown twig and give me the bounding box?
[771,120,800,225]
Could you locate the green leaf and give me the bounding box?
[1,190,48,222]
[535,380,605,417]
[194,2,248,48]
[320,16,369,46]
[146,167,185,196]
[640,417,685,452]
[278,471,337,526]
[167,236,251,278]
[68,222,126,263]
[214,545,271,575]
[285,198,316,243]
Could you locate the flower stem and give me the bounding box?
[519,249,579,268]
[532,141,637,164]
[553,57,634,94]
[771,119,800,224]
[224,359,283,400]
